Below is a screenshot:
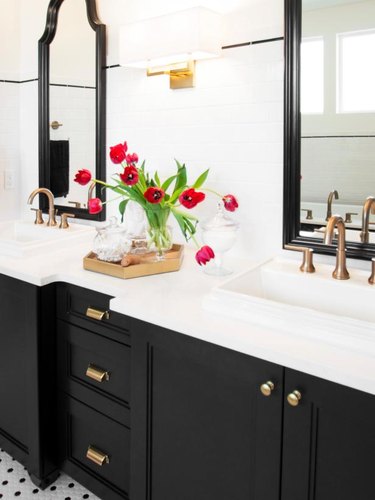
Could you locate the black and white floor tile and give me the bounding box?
[0,449,101,500]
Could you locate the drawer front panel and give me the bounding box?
[56,283,130,339]
[58,322,131,407]
[60,395,130,496]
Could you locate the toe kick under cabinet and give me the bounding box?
[1,277,375,500]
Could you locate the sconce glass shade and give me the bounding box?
[119,7,222,69]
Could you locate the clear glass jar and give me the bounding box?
[93,217,130,262]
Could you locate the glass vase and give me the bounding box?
[146,208,173,261]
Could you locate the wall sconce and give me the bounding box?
[119,7,222,89]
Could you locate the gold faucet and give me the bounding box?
[27,188,57,227]
[324,215,349,280]
[359,196,375,243]
[325,190,339,221]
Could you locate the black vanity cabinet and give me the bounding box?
[0,274,57,488]
[281,369,375,500]
[130,319,284,500]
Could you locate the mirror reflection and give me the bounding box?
[299,0,375,243]
[49,0,96,209]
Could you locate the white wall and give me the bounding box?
[4,0,284,261]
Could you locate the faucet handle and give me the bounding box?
[284,245,316,273]
[301,208,313,220]
[30,208,44,225]
[59,213,75,229]
[344,212,358,224]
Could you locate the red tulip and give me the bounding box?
[88,197,103,214]
[74,169,92,186]
[125,153,139,164]
[144,187,165,204]
[195,245,215,266]
[120,165,139,186]
[222,194,239,212]
[179,188,205,209]
[109,142,128,164]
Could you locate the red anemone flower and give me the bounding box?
[222,194,239,212]
[125,153,139,164]
[195,245,215,266]
[88,197,103,214]
[120,165,139,186]
[179,188,205,209]
[109,142,128,164]
[144,187,165,204]
[74,169,92,186]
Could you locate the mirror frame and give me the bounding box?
[38,0,106,221]
[284,0,374,260]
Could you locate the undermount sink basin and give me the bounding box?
[203,258,375,353]
[0,219,93,258]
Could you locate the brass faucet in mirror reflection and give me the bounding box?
[324,215,349,280]
[27,188,57,227]
[360,196,375,243]
[325,190,339,221]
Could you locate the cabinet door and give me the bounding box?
[282,369,375,500]
[131,320,283,500]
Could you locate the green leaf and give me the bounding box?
[119,199,129,223]
[171,209,188,240]
[173,161,187,195]
[168,186,185,204]
[192,169,209,189]
[161,174,177,193]
[155,171,161,187]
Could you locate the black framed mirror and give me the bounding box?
[38,0,106,221]
[284,0,375,260]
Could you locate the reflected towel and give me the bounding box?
[50,140,69,198]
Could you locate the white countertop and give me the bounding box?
[0,228,374,397]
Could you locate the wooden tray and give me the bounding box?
[83,244,184,279]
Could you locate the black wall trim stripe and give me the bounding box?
[2,35,285,82]
[302,135,375,139]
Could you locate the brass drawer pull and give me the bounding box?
[86,307,109,321]
[86,363,110,383]
[86,445,110,466]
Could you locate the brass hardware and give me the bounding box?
[344,212,358,224]
[86,363,110,382]
[287,390,302,407]
[325,190,339,221]
[30,208,44,225]
[68,201,82,208]
[59,213,75,229]
[86,445,110,466]
[51,120,63,130]
[284,245,315,273]
[86,307,110,321]
[260,381,275,397]
[369,258,375,285]
[324,215,350,280]
[301,208,313,220]
[27,188,57,227]
[360,196,375,243]
[147,60,195,89]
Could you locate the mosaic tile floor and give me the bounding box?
[0,449,101,500]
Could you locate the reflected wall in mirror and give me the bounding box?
[39,0,106,221]
[284,0,375,259]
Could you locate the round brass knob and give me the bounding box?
[260,381,275,397]
[287,390,302,407]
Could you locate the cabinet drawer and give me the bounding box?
[57,322,131,408]
[59,395,130,498]
[56,283,130,340]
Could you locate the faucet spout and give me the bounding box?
[360,196,375,243]
[324,215,349,280]
[325,190,339,221]
[28,188,57,227]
